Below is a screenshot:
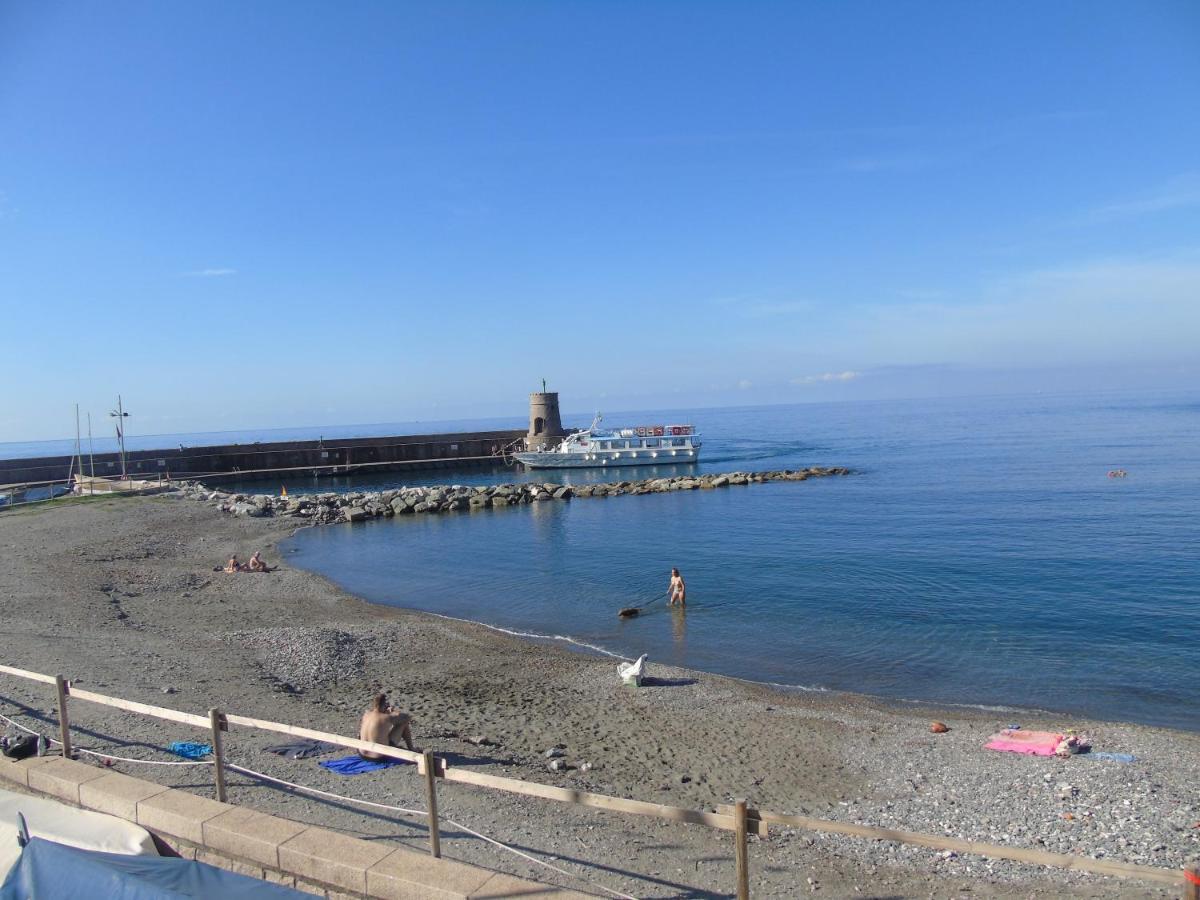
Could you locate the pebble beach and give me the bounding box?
[0,492,1196,898]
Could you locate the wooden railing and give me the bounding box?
[0,663,1192,899]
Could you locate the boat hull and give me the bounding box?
[513,449,701,469]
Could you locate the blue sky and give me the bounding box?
[2,1,1198,440]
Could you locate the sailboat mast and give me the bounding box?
[87,413,95,477]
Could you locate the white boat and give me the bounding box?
[514,415,701,469]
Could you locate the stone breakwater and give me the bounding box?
[176,467,850,526]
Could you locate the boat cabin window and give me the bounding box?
[645,439,659,448]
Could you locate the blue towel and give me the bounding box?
[319,754,404,775]
[168,741,213,760]
[1081,751,1136,763]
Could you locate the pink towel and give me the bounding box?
[985,729,1063,756]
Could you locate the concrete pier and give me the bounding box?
[0,429,525,486]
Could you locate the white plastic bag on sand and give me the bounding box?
[618,654,648,687]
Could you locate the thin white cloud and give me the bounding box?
[834,251,1200,368]
[1084,173,1200,223]
[184,268,238,277]
[736,379,753,390]
[897,288,948,301]
[835,155,934,174]
[710,297,816,317]
[791,371,861,386]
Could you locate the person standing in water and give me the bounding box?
[668,567,686,606]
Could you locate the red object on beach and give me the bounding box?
[930,722,949,733]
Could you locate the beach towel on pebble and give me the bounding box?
[167,741,212,760]
[264,740,339,760]
[984,729,1063,756]
[319,754,405,775]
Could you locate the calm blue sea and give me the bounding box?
[10,391,1197,730]
[280,391,1200,732]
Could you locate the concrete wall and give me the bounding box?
[0,429,526,486]
[0,755,585,899]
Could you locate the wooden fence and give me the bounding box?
[0,663,1192,899]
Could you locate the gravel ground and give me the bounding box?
[0,493,1195,898]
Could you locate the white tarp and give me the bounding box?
[0,786,158,879]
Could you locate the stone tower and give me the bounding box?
[526,391,567,450]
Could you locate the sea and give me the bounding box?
[7,390,1198,730]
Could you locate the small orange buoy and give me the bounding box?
[281,485,288,498]
[930,722,949,734]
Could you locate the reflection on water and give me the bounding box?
[670,606,687,649]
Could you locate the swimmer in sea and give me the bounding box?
[668,567,686,606]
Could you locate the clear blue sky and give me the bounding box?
[2,1,1198,440]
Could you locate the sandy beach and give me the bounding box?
[0,493,1195,898]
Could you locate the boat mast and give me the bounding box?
[67,404,81,494]
[87,413,95,477]
[110,395,130,480]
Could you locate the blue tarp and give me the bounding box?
[1,837,307,899]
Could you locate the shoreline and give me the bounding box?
[197,467,1147,732]
[0,494,1195,897]
[278,532,1180,737]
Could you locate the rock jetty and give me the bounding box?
[176,467,849,526]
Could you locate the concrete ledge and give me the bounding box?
[278,826,394,894]
[10,757,590,898]
[203,806,308,869]
[366,846,494,899]
[26,756,107,803]
[78,770,170,820]
[473,871,586,898]
[136,787,230,844]
[0,755,55,788]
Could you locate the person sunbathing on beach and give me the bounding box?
[358,693,415,758]
[223,555,245,574]
[247,551,275,572]
[668,567,686,606]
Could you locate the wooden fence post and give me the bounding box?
[1183,862,1199,900]
[53,676,72,759]
[209,708,227,803]
[421,750,441,858]
[734,798,750,900]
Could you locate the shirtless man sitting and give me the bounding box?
[358,694,415,758]
[247,551,275,572]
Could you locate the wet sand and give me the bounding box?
[0,494,1194,898]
